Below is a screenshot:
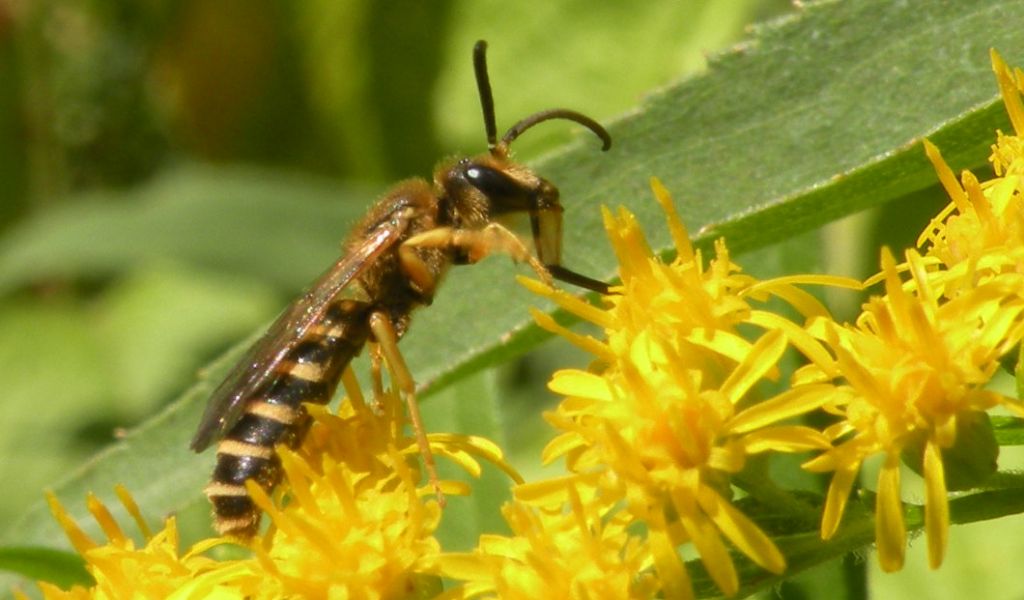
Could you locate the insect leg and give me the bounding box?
[403,224,555,287]
[340,365,366,411]
[368,343,386,412]
[367,310,445,506]
[396,243,439,302]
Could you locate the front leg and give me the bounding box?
[401,223,554,287]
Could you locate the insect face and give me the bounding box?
[439,154,564,274]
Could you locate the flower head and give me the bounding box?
[245,398,446,599]
[244,375,521,599]
[801,50,1024,572]
[439,484,657,599]
[34,373,520,599]
[35,486,260,599]
[518,179,843,598]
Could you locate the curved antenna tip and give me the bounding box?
[502,109,612,152]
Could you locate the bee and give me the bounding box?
[190,40,611,537]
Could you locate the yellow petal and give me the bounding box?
[923,140,970,214]
[435,552,498,582]
[875,454,906,573]
[673,488,738,596]
[726,384,835,434]
[541,431,586,465]
[748,310,839,377]
[434,447,482,478]
[604,206,657,284]
[647,511,695,600]
[720,329,787,404]
[741,426,831,453]
[923,439,950,569]
[518,276,615,329]
[86,493,127,547]
[992,49,1024,136]
[430,434,523,484]
[548,369,613,401]
[684,328,756,366]
[46,492,97,555]
[697,486,786,573]
[529,307,613,360]
[513,475,582,505]
[820,462,859,539]
[744,280,829,319]
[114,484,152,540]
[650,177,695,264]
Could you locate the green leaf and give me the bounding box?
[1016,342,1024,402]
[993,416,1024,445]
[0,546,90,590]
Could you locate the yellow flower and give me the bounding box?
[34,374,521,599]
[802,49,1024,573]
[919,50,1024,280]
[35,486,260,599]
[802,246,1024,571]
[438,483,657,599]
[236,372,520,598]
[519,179,847,598]
[247,443,445,598]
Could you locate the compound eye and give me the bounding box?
[464,164,524,199]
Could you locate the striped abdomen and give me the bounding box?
[205,299,372,537]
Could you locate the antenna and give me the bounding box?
[474,40,612,154]
[502,109,611,151]
[473,40,498,150]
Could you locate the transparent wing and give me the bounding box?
[190,221,404,451]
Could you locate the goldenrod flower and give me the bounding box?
[241,374,522,598]
[802,49,1024,573]
[34,375,520,599]
[802,246,1024,571]
[518,179,846,598]
[439,483,657,599]
[919,51,1024,282]
[35,486,260,599]
[245,385,503,598]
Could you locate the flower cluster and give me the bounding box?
[31,487,261,598]
[438,483,657,599]
[34,380,515,599]
[491,180,848,598]
[800,49,1024,572]
[29,50,1024,600]
[436,49,1024,597]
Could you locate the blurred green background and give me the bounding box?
[6,0,1024,598]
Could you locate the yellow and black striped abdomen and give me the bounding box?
[205,299,372,537]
